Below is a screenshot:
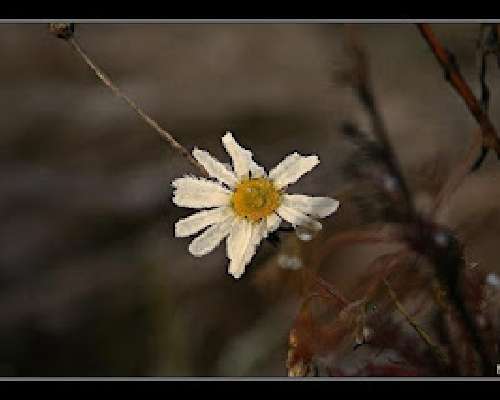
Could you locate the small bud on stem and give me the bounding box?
[49,23,75,40]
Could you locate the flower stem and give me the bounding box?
[66,36,207,177]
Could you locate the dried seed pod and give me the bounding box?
[49,23,75,40]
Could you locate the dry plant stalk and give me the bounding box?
[417,23,500,168]
[49,23,208,177]
[431,129,483,217]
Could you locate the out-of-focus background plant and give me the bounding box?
[1,23,500,377]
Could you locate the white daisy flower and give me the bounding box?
[172,131,340,279]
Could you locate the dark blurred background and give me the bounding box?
[1,23,500,376]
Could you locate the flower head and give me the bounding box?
[172,131,340,279]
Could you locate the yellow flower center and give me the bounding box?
[231,178,281,222]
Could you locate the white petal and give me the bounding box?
[276,204,322,232]
[222,131,252,179]
[172,176,231,209]
[227,218,252,260]
[250,160,266,179]
[229,216,278,279]
[227,219,253,278]
[269,153,319,189]
[192,148,238,188]
[188,218,234,257]
[175,207,233,238]
[265,213,282,237]
[241,220,267,273]
[172,176,231,193]
[282,194,340,218]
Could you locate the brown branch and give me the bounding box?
[51,25,207,177]
[417,24,500,161]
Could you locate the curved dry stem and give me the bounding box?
[432,129,483,218]
[311,225,404,270]
[310,274,350,307]
[67,36,208,177]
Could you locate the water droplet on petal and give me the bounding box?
[294,224,319,242]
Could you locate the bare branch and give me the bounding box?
[51,25,207,177]
[417,23,500,166]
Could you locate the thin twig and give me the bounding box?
[478,24,500,96]
[312,225,404,270]
[417,24,500,164]
[66,36,207,177]
[432,129,483,217]
[311,275,350,307]
[384,279,450,367]
[360,250,412,300]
